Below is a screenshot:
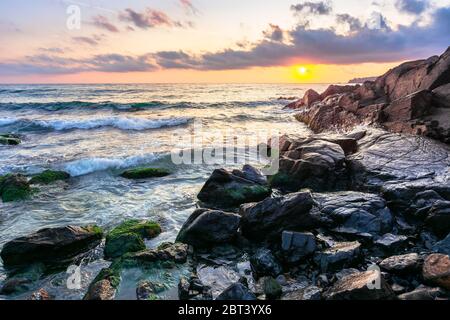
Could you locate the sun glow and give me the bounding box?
[298,66,307,75]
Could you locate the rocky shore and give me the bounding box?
[0,49,449,301]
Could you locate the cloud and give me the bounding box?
[119,8,191,29]
[72,36,101,46]
[92,15,120,33]
[291,1,333,15]
[395,0,429,14]
[263,24,284,42]
[336,14,362,32]
[39,47,65,54]
[149,6,450,69]
[0,53,157,75]
[179,0,199,15]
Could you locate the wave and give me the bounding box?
[63,153,162,177]
[0,116,191,131]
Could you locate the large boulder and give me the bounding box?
[198,167,271,209]
[433,84,450,108]
[239,192,316,242]
[380,253,422,273]
[176,209,240,248]
[425,200,450,238]
[104,220,161,259]
[422,254,450,290]
[0,225,103,267]
[29,170,70,185]
[312,192,393,238]
[325,270,396,300]
[0,174,33,203]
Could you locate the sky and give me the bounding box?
[0,0,449,83]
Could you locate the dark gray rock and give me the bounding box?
[250,248,283,278]
[197,167,271,209]
[178,275,213,301]
[433,233,450,255]
[380,253,422,273]
[136,280,166,300]
[314,241,361,272]
[232,165,268,186]
[262,277,282,299]
[0,225,103,267]
[281,231,316,263]
[282,286,322,300]
[374,233,409,254]
[176,209,240,248]
[425,200,450,238]
[127,242,188,264]
[325,271,396,300]
[216,283,257,300]
[313,192,393,238]
[398,285,446,300]
[240,192,316,242]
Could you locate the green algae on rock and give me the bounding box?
[120,168,171,179]
[104,220,162,259]
[0,134,21,146]
[0,174,33,203]
[29,170,71,185]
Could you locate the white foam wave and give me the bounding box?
[63,153,161,177]
[0,117,18,126]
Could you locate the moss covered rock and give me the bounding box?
[0,134,21,146]
[29,170,71,185]
[104,220,162,259]
[120,168,171,179]
[0,174,33,202]
[84,260,123,300]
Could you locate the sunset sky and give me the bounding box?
[0,0,449,83]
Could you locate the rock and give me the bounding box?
[136,280,165,300]
[120,167,171,179]
[325,270,396,300]
[320,85,357,100]
[104,220,161,259]
[178,275,213,300]
[215,283,257,300]
[398,285,446,300]
[232,165,268,185]
[0,263,45,295]
[282,286,322,300]
[28,288,53,300]
[126,242,188,264]
[425,200,450,238]
[303,89,322,107]
[433,233,450,255]
[196,265,241,299]
[335,268,360,281]
[176,209,240,248]
[314,241,361,272]
[0,174,33,203]
[272,139,347,192]
[262,277,282,299]
[0,134,21,145]
[0,225,103,267]
[313,192,393,238]
[281,231,316,264]
[383,90,433,123]
[198,168,271,209]
[0,278,32,295]
[240,192,315,242]
[374,234,409,254]
[29,170,70,185]
[84,279,116,300]
[433,84,450,108]
[250,248,283,278]
[408,190,445,219]
[422,254,450,290]
[380,253,422,273]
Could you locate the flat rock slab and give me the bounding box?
[422,254,450,290]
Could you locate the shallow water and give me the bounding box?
[0,83,327,300]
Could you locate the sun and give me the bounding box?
[297,66,308,75]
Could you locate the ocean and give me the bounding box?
[0,83,328,300]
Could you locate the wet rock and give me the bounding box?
[281,231,316,264]
[0,278,32,295]
[29,170,70,185]
[335,268,360,281]
[433,233,450,255]
[383,90,433,123]
[313,192,393,238]
[178,275,213,301]
[127,242,188,264]
[0,174,33,203]
[84,279,116,300]
[197,167,271,209]
[282,286,322,300]
[398,285,446,300]
[0,225,103,267]
[325,270,395,300]
[136,280,165,300]
[422,254,450,290]
[28,288,53,300]
[374,234,409,254]
[262,277,282,299]
[380,253,422,273]
[0,134,21,145]
[240,192,315,242]
[196,265,241,299]
[408,190,445,219]
[250,248,283,278]
[314,241,361,272]
[176,209,240,248]
[104,220,161,259]
[120,167,171,179]
[425,200,450,238]
[216,282,257,301]
[232,165,268,186]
